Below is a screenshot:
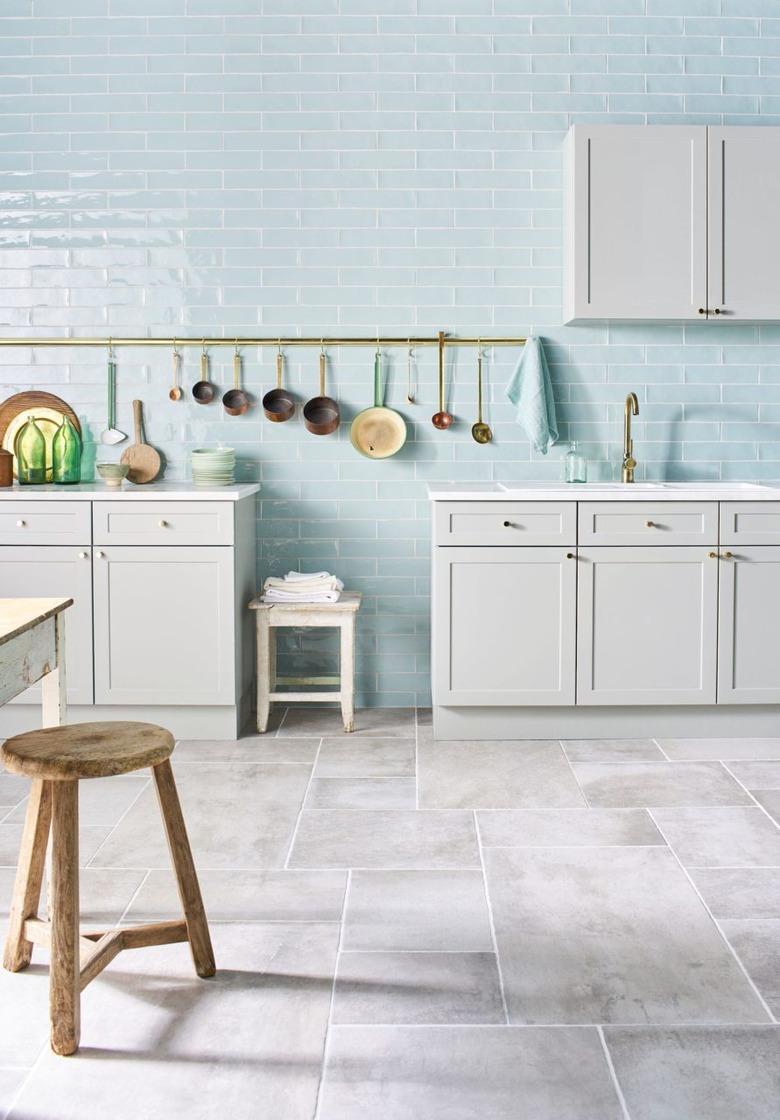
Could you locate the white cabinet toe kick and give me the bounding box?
[430,490,780,740]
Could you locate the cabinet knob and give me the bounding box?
[96,550,105,559]
[78,551,87,559]
[16,519,25,527]
[159,519,168,528]
[713,308,722,315]
[645,520,655,528]
[708,551,718,559]
[698,308,706,315]
[503,520,513,527]
[723,551,733,559]
[566,552,575,560]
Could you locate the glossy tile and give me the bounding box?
[652,807,780,867]
[718,920,780,999]
[573,761,751,808]
[305,777,416,810]
[288,810,480,870]
[314,738,416,777]
[418,741,585,810]
[477,807,664,847]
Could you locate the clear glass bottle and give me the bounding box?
[52,415,82,484]
[14,416,46,485]
[564,441,587,484]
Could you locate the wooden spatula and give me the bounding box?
[120,399,161,484]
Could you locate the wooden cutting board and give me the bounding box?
[120,400,161,484]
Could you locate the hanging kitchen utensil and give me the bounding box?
[192,340,216,404]
[223,342,250,416]
[120,400,162,484]
[262,341,295,422]
[431,330,453,429]
[351,348,407,459]
[101,343,127,445]
[406,340,416,404]
[169,340,182,401]
[471,343,492,444]
[303,343,340,435]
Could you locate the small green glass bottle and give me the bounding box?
[14,416,46,485]
[52,415,82,484]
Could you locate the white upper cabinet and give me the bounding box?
[564,124,780,323]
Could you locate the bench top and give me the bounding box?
[249,591,362,613]
[0,597,72,648]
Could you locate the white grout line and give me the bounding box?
[115,868,151,928]
[313,867,349,1120]
[557,738,592,808]
[721,763,780,833]
[474,810,510,1026]
[83,776,152,869]
[283,737,324,869]
[597,1026,633,1120]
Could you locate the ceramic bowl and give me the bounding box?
[96,462,129,489]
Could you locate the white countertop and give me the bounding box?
[428,481,780,502]
[0,482,260,501]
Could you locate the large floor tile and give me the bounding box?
[125,868,347,923]
[333,951,504,1025]
[0,824,112,869]
[652,807,780,867]
[485,846,768,1025]
[288,810,479,869]
[89,762,311,870]
[318,1025,623,1120]
[0,773,29,811]
[0,1068,27,1120]
[754,790,780,824]
[718,920,780,999]
[5,775,148,830]
[604,1026,780,1120]
[562,739,665,763]
[174,737,320,765]
[9,922,339,1120]
[418,740,585,810]
[724,761,780,790]
[573,761,751,808]
[313,738,415,777]
[658,738,780,761]
[477,807,663,848]
[343,870,493,951]
[277,707,415,738]
[305,776,416,810]
[690,868,780,919]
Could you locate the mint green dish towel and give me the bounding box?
[505,336,559,454]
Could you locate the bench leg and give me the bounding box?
[153,759,215,979]
[3,779,52,973]
[340,617,356,733]
[49,781,80,1056]
[256,611,272,733]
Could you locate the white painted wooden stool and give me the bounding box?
[249,592,362,733]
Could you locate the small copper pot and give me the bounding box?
[303,351,340,436]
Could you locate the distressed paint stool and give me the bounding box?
[1,720,215,1056]
[249,592,362,733]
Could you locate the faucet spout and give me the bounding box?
[622,392,639,483]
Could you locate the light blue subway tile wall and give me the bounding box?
[2,2,780,704]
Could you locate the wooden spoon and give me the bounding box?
[120,400,161,484]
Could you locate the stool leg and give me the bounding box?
[3,779,52,973]
[340,616,356,733]
[49,781,80,1056]
[152,759,215,979]
[256,611,272,733]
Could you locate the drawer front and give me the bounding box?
[721,502,780,545]
[578,502,717,546]
[434,501,576,546]
[0,501,91,546]
[93,502,234,546]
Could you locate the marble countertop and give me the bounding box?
[0,482,260,501]
[428,481,780,502]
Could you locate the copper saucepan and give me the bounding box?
[192,341,216,404]
[262,345,295,422]
[222,345,250,416]
[303,347,340,436]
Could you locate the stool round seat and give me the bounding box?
[1,720,174,781]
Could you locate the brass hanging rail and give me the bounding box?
[0,335,525,348]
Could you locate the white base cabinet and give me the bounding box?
[717,546,780,704]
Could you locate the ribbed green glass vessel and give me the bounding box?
[52,415,82,484]
[14,416,46,485]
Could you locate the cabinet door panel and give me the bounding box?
[718,547,780,704]
[0,546,93,705]
[708,127,780,320]
[93,546,235,706]
[577,547,717,705]
[433,547,576,706]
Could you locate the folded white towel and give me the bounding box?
[263,589,341,603]
[262,569,344,604]
[284,570,333,582]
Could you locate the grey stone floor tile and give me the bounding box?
[563,739,665,763]
[305,777,416,810]
[766,995,780,1019]
[718,920,780,998]
[485,846,768,1025]
[0,824,113,869]
[343,870,493,951]
[5,774,149,829]
[277,706,415,738]
[603,1026,780,1120]
[332,951,504,1025]
[688,868,780,919]
[0,773,29,809]
[318,1025,623,1120]
[314,738,415,777]
[89,762,311,870]
[478,808,664,848]
[174,736,320,765]
[288,810,479,869]
[418,740,585,810]
[724,761,780,789]
[8,922,339,1120]
[0,1069,27,1120]
[658,738,780,761]
[652,807,780,867]
[573,760,751,808]
[125,868,347,923]
[754,790,780,824]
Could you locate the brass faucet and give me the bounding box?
[622,392,639,483]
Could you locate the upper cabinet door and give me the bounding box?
[708,127,780,320]
[564,125,707,322]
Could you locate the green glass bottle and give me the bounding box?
[14,416,46,485]
[52,415,82,484]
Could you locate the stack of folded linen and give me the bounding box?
[262,570,344,603]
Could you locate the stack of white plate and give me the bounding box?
[190,447,235,487]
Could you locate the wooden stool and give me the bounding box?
[1,720,215,1056]
[249,592,362,734]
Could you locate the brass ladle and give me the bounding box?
[471,344,492,444]
[431,330,453,429]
